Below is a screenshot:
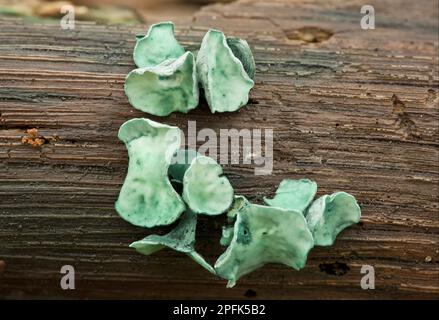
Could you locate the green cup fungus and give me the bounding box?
[125,51,199,116]
[226,37,256,80]
[305,192,361,246]
[116,119,362,287]
[264,178,317,214]
[168,150,234,216]
[182,156,234,216]
[215,196,314,288]
[119,22,362,286]
[130,210,215,274]
[133,21,184,68]
[196,29,255,113]
[124,22,256,116]
[168,149,201,183]
[115,118,185,227]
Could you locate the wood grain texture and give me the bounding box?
[0,0,438,299]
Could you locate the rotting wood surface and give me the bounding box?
[0,0,438,299]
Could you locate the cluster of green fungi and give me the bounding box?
[117,22,361,287]
[125,21,255,115]
[116,119,361,287]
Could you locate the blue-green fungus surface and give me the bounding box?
[196,29,255,113]
[215,196,314,287]
[115,118,185,227]
[133,21,185,68]
[130,210,215,274]
[183,156,234,215]
[306,192,361,246]
[264,179,317,214]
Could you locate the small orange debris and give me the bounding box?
[21,128,46,147]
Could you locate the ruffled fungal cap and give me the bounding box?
[183,156,234,215]
[125,51,199,116]
[133,21,185,68]
[264,179,317,213]
[196,29,255,113]
[115,118,185,227]
[305,192,361,246]
[215,196,314,287]
[130,210,215,274]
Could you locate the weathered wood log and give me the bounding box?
[0,0,438,299]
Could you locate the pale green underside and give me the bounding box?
[196,29,254,113]
[183,156,234,215]
[215,196,314,287]
[305,192,361,246]
[264,179,317,214]
[125,52,199,116]
[115,118,185,227]
[130,210,215,274]
[133,21,185,68]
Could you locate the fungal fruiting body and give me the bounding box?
[305,192,361,246]
[119,19,361,284]
[196,29,255,113]
[182,156,234,215]
[125,23,256,116]
[133,21,185,68]
[115,118,362,286]
[130,210,215,274]
[264,178,317,213]
[126,22,198,116]
[168,149,201,183]
[115,118,185,227]
[115,119,362,287]
[125,52,199,116]
[226,37,256,80]
[215,196,314,288]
